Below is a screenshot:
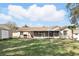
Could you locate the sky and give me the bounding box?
[0,3,71,27]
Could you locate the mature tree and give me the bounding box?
[23,24,29,27]
[66,3,79,26]
[5,21,17,30]
[68,24,76,40]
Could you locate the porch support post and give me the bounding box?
[48,31,50,38]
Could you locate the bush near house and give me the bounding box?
[0,38,79,56]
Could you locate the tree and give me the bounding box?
[66,3,79,26]
[23,24,29,27]
[5,21,17,30]
[68,24,76,40]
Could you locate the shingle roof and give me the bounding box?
[16,26,62,32]
[0,24,10,30]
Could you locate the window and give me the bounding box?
[75,33,78,35]
[34,31,45,37]
[38,33,45,37]
[52,31,59,36]
[20,32,23,35]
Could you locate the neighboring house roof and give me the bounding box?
[60,26,67,30]
[0,24,10,30]
[16,26,62,32]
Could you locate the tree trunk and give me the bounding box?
[71,29,73,40]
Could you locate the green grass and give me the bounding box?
[0,38,79,56]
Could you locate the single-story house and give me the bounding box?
[12,26,62,39]
[12,26,74,39]
[13,26,79,40]
[12,25,79,40]
[0,25,11,39]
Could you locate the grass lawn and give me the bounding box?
[0,38,79,56]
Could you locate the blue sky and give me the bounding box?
[0,3,70,26]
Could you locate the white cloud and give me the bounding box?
[8,5,27,19]
[0,13,12,20]
[27,4,66,21]
[8,4,66,21]
[27,23,43,27]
